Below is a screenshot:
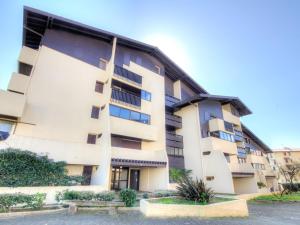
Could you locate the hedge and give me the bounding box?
[56,190,115,202]
[0,148,83,187]
[282,183,300,192]
[0,193,46,212]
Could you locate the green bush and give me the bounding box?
[153,190,178,198]
[94,192,115,201]
[119,189,136,207]
[0,193,46,212]
[56,190,115,202]
[0,148,83,187]
[169,168,192,183]
[142,193,149,199]
[257,182,266,189]
[177,175,214,204]
[282,183,300,192]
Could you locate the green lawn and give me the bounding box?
[252,192,300,202]
[149,197,233,205]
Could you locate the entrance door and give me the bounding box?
[82,166,93,185]
[130,169,140,191]
[111,167,129,190]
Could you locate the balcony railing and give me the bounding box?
[165,94,180,107]
[234,134,244,142]
[165,113,182,129]
[114,65,142,85]
[166,132,183,149]
[111,88,141,107]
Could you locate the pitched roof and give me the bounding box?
[22,6,207,94]
[172,93,252,116]
[241,124,272,153]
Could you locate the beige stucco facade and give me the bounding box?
[0,39,168,192]
[0,7,278,196]
[270,148,300,183]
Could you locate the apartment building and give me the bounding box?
[0,7,276,194]
[269,148,300,183]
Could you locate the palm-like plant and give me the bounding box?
[176,175,214,204]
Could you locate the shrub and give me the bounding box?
[257,182,266,189]
[94,192,115,201]
[153,190,178,198]
[0,193,46,212]
[56,190,115,202]
[119,189,136,207]
[282,183,300,192]
[169,168,192,183]
[177,175,214,204]
[0,148,83,187]
[142,193,149,199]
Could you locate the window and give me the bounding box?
[141,90,151,101]
[224,121,234,133]
[206,176,214,181]
[238,158,246,164]
[140,114,150,124]
[109,104,151,124]
[0,121,13,141]
[99,58,107,70]
[167,147,184,157]
[119,108,130,120]
[111,134,141,150]
[237,148,247,158]
[87,134,97,144]
[210,131,234,142]
[91,106,100,119]
[130,111,140,122]
[154,65,161,74]
[110,104,120,117]
[95,81,104,93]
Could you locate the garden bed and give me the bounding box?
[251,192,300,202]
[140,197,248,217]
[149,197,233,205]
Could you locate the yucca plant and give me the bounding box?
[176,175,214,204]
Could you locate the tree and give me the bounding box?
[278,161,300,196]
[169,168,192,183]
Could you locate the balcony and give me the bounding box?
[8,73,30,94]
[165,94,180,108]
[18,46,38,66]
[208,118,225,132]
[234,130,244,142]
[165,113,182,129]
[229,163,255,177]
[263,169,277,177]
[0,90,26,118]
[111,88,141,108]
[110,116,157,141]
[202,136,237,155]
[245,142,256,150]
[223,110,241,126]
[166,132,183,149]
[248,154,264,164]
[114,65,142,86]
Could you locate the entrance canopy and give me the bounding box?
[111,158,166,168]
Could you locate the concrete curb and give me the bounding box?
[0,208,67,219]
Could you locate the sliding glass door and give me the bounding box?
[111,167,129,190]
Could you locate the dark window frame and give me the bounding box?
[91,106,100,119]
[87,133,97,144]
[95,81,104,93]
[109,104,151,125]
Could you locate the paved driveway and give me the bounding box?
[0,202,300,225]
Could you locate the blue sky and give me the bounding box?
[0,0,299,148]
